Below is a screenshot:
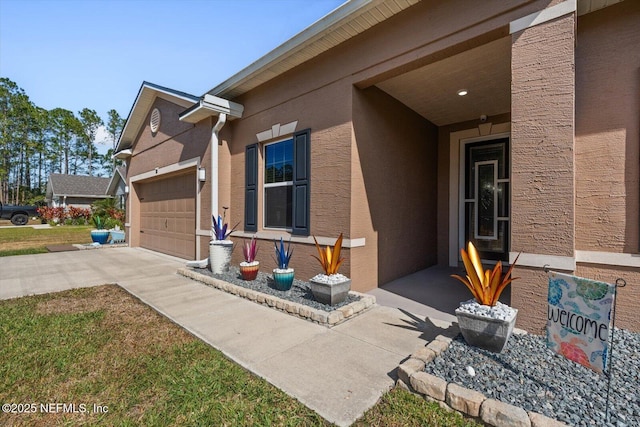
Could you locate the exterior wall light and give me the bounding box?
[198,168,206,182]
[457,89,468,96]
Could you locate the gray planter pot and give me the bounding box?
[209,240,233,274]
[455,307,518,353]
[309,276,351,306]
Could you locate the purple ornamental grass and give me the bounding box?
[243,236,259,263]
[212,213,238,240]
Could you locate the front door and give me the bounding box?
[463,138,509,261]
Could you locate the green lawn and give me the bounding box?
[0,225,92,256]
[0,286,479,426]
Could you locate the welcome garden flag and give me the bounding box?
[547,272,616,373]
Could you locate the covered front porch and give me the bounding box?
[350,0,576,335]
[368,265,512,324]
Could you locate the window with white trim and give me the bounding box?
[264,138,293,228]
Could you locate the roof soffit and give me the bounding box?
[208,0,420,99]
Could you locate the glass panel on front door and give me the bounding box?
[464,138,509,261]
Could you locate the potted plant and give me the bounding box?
[309,233,351,305]
[90,215,110,244]
[209,209,238,274]
[451,241,520,353]
[272,238,294,291]
[239,235,259,281]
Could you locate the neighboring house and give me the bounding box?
[45,173,112,209]
[106,166,127,209]
[115,0,639,333]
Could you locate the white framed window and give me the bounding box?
[263,138,293,229]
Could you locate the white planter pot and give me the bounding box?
[455,305,518,353]
[309,274,351,306]
[209,240,233,274]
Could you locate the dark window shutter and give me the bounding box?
[245,144,258,232]
[291,129,310,235]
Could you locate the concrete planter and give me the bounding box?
[209,240,233,274]
[455,307,518,353]
[310,276,351,306]
[273,268,294,291]
[239,261,260,281]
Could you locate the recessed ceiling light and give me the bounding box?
[457,89,468,96]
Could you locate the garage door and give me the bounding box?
[138,172,196,259]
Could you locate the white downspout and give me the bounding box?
[187,113,227,268]
[211,113,227,222]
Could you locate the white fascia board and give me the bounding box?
[179,95,244,123]
[510,0,576,34]
[203,95,244,118]
[206,0,373,97]
[113,149,132,159]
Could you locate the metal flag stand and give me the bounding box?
[605,277,626,423]
[543,265,626,424]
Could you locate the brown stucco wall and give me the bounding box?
[224,75,353,282]
[517,262,640,334]
[575,0,640,253]
[351,86,438,290]
[218,0,552,290]
[511,4,640,335]
[229,238,351,283]
[510,14,576,258]
[227,77,353,238]
[126,98,209,177]
[575,263,639,332]
[510,13,576,332]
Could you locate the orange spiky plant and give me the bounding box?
[451,241,520,306]
[312,233,344,275]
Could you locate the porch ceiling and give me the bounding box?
[375,37,511,127]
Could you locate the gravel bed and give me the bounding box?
[424,329,640,426]
[191,266,360,312]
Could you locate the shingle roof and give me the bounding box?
[48,174,111,197]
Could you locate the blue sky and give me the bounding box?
[0,0,345,126]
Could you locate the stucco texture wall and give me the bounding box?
[127,98,210,178]
[352,86,438,290]
[575,0,640,253]
[217,0,569,292]
[510,14,576,258]
[225,75,353,282]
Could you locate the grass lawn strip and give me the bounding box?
[0,285,478,426]
[0,285,328,426]
[0,225,92,256]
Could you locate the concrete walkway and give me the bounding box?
[0,247,454,426]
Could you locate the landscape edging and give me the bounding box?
[177,267,375,327]
[396,333,570,427]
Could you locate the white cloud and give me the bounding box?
[95,125,111,146]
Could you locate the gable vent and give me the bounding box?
[150,108,161,133]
